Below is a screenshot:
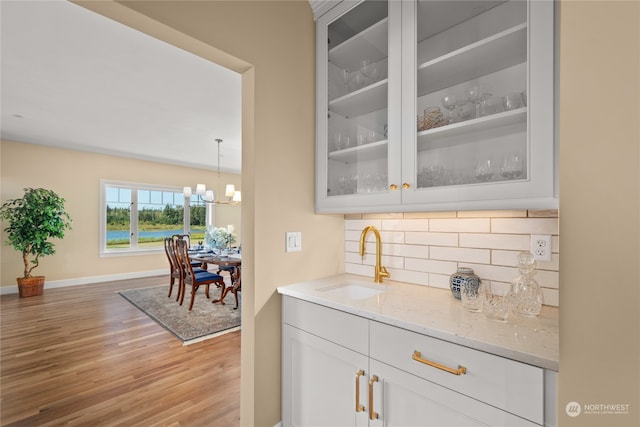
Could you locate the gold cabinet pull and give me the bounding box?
[389,184,398,190]
[355,369,365,413]
[368,375,379,420]
[402,182,410,189]
[412,351,467,376]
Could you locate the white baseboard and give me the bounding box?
[273,422,282,427]
[0,269,166,295]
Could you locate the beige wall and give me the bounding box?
[0,140,242,286]
[558,1,639,426]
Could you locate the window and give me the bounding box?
[100,180,206,256]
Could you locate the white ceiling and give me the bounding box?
[1,0,242,174]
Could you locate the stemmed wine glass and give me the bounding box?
[441,94,461,123]
[465,84,492,118]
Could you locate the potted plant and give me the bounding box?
[0,188,72,297]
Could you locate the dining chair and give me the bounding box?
[175,238,226,311]
[163,237,181,300]
[214,265,241,310]
[173,233,206,269]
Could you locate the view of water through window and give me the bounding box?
[105,185,206,250]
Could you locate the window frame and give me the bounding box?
[99,179,190,257]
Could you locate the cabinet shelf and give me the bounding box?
[417,107,526,149]
[329,79,387,118]
[328,139,388,163]
[417,23,527,97]
[329,17,388,71]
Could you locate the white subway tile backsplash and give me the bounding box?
[430,218,491,233]
[457,210,527,218]
[344,210,559,307]
[381,219,429,231]
[491,218,559,235]
[405,231,458,247]
[405,258,457,275]
[345,219,382,230]
[428,273,452,289]
[491,250,523,267]
[395,244,429,258]
[391,269,429,286]
[460,233,529,251]
[431,246,491,264]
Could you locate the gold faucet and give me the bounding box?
[359,225,390,283]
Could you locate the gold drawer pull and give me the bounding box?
[369,375,379,420]
[412,351,467,376]
[402,182,410,189]
[389,184,398,190]
[355,369,365,413]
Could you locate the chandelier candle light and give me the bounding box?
[183,138,241,204]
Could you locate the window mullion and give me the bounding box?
[131,190,139,249]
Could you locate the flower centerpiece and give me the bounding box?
[205,226,236,254]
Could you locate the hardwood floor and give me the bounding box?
[0,276,240,426]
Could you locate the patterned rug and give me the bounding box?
[119,284,241,345]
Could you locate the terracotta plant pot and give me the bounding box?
[17,276,45,298]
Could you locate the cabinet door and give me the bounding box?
[400,0,555,210]
[316,0,403,213]
[282,324,369,427]
[369,360,539,427]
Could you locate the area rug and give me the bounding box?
[119,285,241,345]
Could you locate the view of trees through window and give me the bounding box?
[104,185,207,250]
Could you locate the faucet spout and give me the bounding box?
[359,225,390,283]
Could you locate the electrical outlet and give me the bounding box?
[530,235,552,262]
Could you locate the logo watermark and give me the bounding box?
[565,401,631,417]
[566,401,581,417]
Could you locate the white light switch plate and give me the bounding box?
[286,232,302,252]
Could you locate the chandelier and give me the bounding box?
[183,138,241,204]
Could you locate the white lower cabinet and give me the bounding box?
[282,324,369,427]
[369,359,536,426]
[282,296,548,426]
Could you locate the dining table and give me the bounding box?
[188,250,241,307]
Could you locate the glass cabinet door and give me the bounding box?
[316,0,401,213]
[402,0,553,206]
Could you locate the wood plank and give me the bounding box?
[0,276,240,426]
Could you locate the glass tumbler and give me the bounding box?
[461,279,483,312]
[482,281,511,322]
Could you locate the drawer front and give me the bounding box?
[282,296,369,355]
[370,321,543,424]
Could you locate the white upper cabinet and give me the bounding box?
[316,0,556,214]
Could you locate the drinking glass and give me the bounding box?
[482,281,511,322]
[461,280,483,312]
[500,154,524,180]
[502,92,523,111]
[441,94,460,123]
[465,84,492,118]
[474,159,494,182]
[480,95,499,116]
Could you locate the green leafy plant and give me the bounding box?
[0,188,72,278]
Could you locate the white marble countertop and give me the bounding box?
[277,274,559,371]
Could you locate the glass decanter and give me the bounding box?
[510,252,543,317]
